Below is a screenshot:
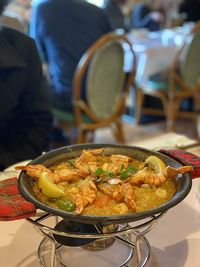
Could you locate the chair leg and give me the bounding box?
[68,127,77,144]
[112,120,125,144]
[194,92,200,111]
[166,98,181,131]
[159,95,168,119]
[77,127,85,143]
[158,94,171,130]
[135,89,144,124]
[85,131,95,143]
[77,128,94,144]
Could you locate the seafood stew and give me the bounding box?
[18,144,192,224]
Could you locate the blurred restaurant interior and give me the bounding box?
[2,0,200,149]
[1,1,200,267]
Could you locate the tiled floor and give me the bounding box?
[94,117,199,145]
[51,117,199,150]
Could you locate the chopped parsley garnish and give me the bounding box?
[120,164,137,180]
[95,168,114,179]
[120,171,129,180]
[67,159,76,167]
[127,165,137,173]
[120,164,125,171]
[95,168,105,176]
[94,164,137,181]
[107,171,114,179]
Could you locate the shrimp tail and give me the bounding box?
[15,166,27,170]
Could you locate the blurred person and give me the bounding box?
[103,0,129,31]
[130,0,165,31]
[3,0,32,32]
[179,0,200,22]
[30,0,111,113]
[0,0,53,170]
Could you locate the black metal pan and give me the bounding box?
[18,144,192,224]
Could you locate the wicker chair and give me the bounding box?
[135,21,200,131]
[53,33,136,144]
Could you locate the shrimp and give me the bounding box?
[128,165,193,186]
[75,149,104,173]
[163,166,193,179]
[16,164,88,183]
[93,193,112,208]
[52,168,88,183]
[110,154,132,164]
[16,165,51,179]
[121,183,136,211]
[101,154,132,174]
[72,179,97,214]
[78,179,97,205]
[74,193,84,214]
[98,182,136,211]
[98,183,123,202]
[128,167,166,186]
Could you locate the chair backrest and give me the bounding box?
[86,40,126,119]
[171,21,200,89]
[72,33,136,125]
[181,31,200,87]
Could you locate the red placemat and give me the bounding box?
[0,177,36,221]
[160,149,200,179]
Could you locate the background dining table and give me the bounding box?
[124,22,195,84]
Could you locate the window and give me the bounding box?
[86,0,104,7]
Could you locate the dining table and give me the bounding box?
[124,23,195,84]
[0,139,200,267]
[123,22,195,121]
[0,179,199,267]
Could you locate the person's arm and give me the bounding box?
[0,39,52,169]
[103,3,126,30]
[131,4,152,28]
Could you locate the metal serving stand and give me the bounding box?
[26,211,166,267]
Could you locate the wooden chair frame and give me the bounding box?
[135,21,200,131]
[72,33,136,143]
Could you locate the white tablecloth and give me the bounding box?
[0,178,199,267]
[125,25,194,84]
[147,178,200,267]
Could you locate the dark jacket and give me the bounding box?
[103,0,127,31]
[179,0,200,22]
[0,27,52,170]
[30,0,111,112]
